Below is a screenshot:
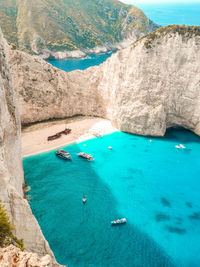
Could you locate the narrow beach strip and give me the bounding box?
[22,116,118,158]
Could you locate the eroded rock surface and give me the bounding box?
[0,30,61,266]
[8,25,200,136]
[0,245,52,267]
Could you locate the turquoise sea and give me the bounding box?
[24,129,200,267]
[126,2,200,26]
[47,52,114,72]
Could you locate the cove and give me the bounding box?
[47,52,114,72]
[23,129,200,266]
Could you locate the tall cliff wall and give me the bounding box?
[8,25,200,136]
[0,30,61,266]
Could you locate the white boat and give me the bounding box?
[180,144,186,149]
[78,152,94,161]
[82,195,87,204]
[56,150,72,160]
[111,218,126,225]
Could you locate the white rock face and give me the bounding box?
[0,245,52,267]
[0,31,62,266]
[8,26,200,137]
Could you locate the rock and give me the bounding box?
[0,29,62,266]
[0,245,51,267]
[8,25,200,137]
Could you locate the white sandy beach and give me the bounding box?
[22,116,118,157]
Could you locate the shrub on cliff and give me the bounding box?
[0,200,24,251]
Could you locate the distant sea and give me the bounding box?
[133,2,200,26]
[24,129,200,266]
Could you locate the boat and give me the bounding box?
[48,128,71,141]
[56,150,72,160]
[111,218,126,225]
[48,133,61,141]
[175,144,186,149]
[60,128,71,135]
[93,133,102,138]
[82,195,87,204]
[77,152,94,161]
[179,144,186,149]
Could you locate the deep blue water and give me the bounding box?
[47,52,114,72]
[24,129,200,267]
[132,2,200,26]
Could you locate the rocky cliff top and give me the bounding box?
[134,25,200,49]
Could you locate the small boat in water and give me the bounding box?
[56,150,72,160]
[111,218,126,225]
[179,144,186,149]
[175,144,186,149]
[82,195,87,204]
[78,152,94,161]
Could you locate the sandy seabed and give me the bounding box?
[22,116,118,157]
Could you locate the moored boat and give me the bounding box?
[111,218,126,225]
[82,195,87,204]
[56,150,72,160]
[78,152,94,161]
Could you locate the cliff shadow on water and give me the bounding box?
[23,140,174,267]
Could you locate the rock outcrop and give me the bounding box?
[0,245,52,267]
[8,25,200,136]
[0,30,61,266]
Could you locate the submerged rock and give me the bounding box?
[165,226,186,235]
[188,212,200,220]
[155,213,171,222]
[161,198,171,207]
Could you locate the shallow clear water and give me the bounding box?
[24,129,200,267]
[46,52,114,72]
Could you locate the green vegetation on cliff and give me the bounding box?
[133,24,200,49]
[0,0,159,53]
[0,200,24,251]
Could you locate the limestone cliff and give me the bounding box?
[8,25,200,136]
[0,30,61,266]
[0,245,51,267]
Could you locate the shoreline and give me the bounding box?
[22,116,118,158]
